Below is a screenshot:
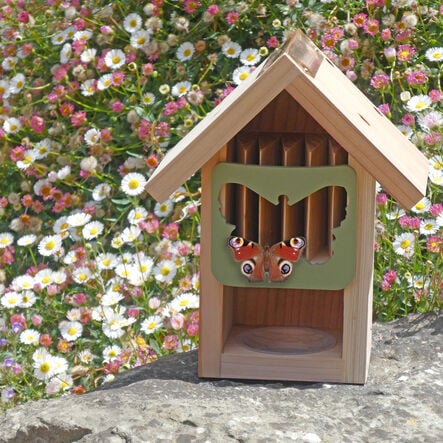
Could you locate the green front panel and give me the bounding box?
[211,162,357,290]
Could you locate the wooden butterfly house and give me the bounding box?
[146,30,428,383]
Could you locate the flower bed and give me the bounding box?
[0,0,442,408]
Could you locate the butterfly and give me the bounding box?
[227,236,306,283]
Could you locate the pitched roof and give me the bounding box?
[146,30,428,209]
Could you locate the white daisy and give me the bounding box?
[410,197,431,213]
[53,216,70,235]
[102,314,135,339]
[16,150,37,170]
[240,48,261,65]
[82,221,104,240]
[222,41,242,58]
[123,12,142,33]
[33,138,53,159]
[92,183,112,201]
[0,232,14,249]
[385,208,406,220]
[105,49,126,70]
[436,213,443,227]
[121,225,142,243]
[71,266,92,284]
[80,48,97,63]
[130,29,150,49]
[52,270,67,285]
[20,290,37,308]
[96,252,118,270]
[133,255,154,277]
[84,128,101,146]
[63,250,78,265]
[38,234,63,257]
[154,199,173,217]
[127,270,149,287]
[59,320,83,341]
[115,263,131,280]
[392,232,415,258]
[8,73,25,95]
[429,168,443,186]
[80,78,96,96]
[45,373,73,395]
[51,30,67,45]
[3,117,21,134]
[102,344,122,362]
[232,65,253,85]
[120,172,147,196]
[140,315,163,335]
[176,41,195,61]
[33,353,58,381]
[425,47,443,62]
[60,43,72,63]
[154,259,177,283]
[20,329,40,345]
[34,269,54,288]
[141,92,156,105]
[128,207,148,225]
[11,274,34,291]
[1,291,23,309]
[171,81,192,97]
[0,79,10,97]
[168,292,199,313]
[52,356,69,375]
[100,290,124,306]
[78,349,94,364]
[66,308,82,321]
[73,29,93,41]
[97,74,113,91]
[419,219,439,235]
[67,212,92,227]
[2,56,17,71]
[406,94,432,112]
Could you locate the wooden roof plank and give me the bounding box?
[284,54,428,208]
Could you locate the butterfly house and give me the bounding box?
[146,30,428,383]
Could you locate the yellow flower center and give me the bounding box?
[40,362,51,373]
[239,72,249,81]
[45,240,56,250]
[68,327,77,336]
[128,179,139,189]
[400,239,411,249]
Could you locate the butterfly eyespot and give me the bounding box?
[279,260,293,276]
[229,236,244,247]
[289,237,305,249]
[241,260,255,276]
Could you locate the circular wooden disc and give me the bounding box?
[238,327,337,355]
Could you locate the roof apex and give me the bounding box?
[146,30,428,209]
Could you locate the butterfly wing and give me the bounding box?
[227,236,265,282]
[268,237,306,282]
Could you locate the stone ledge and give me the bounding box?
[1,313,442,443]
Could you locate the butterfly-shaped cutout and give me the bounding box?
[227,236,306,283]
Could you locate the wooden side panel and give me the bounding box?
[305,135,329,263]
[342,156,375,383]
[199,149,228,378]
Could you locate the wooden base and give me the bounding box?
[219,325,344,382]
